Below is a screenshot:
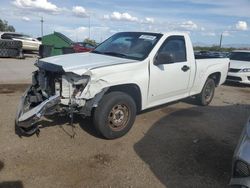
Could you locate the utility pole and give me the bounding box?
[88,15,90,39]
[219,33,223,48]
[40,16,44,37]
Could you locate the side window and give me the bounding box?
[107,36,132,54]
[158,36,187,63]
[1,33,12,39]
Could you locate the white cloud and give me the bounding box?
[56,26,88,41]
[72,6,88,17]
[235,21,248,31]
[105,12,138,22]
[103,14,110,20]
[140,17,155,24]
[201,32,216,36]
[145,17,154,24]
[13,0,60,13]
[180,20,198,30]
[21,16,30,21]
[54,26,111,42]
[223,31,231,36]
[104,13,155,25]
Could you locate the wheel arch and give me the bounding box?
[106,83,142,113]
[208,72,221,87]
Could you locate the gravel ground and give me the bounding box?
[0,57,37,84]
[0,83,249,188]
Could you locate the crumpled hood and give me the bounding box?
[40,52,136,74]
[230,60,250,69]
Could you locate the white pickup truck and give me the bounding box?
[15,32,229,138]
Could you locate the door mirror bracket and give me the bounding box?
[154,52,175,65]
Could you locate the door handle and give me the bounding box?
[181,65,190,72]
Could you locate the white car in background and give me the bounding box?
[0,32,41,51]
[227,50,250,85]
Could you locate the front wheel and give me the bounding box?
[93,91,137,139]
[196,78,215,106]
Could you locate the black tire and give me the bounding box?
[196,78,215,106]
[0,40,22,49]
[0,48,19,57]
[93,91,137,139]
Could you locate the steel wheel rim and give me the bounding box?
[108,104,130,131]
[204,82,214,102]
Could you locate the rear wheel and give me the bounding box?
[196,78,215,106]
[93,91,136,139]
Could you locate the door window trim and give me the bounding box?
[155,35,187,64]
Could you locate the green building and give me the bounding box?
[42,32,73,56]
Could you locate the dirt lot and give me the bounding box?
[0,57,36,84]
[0,83,249,188]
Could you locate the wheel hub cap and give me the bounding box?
[108,104,129,131]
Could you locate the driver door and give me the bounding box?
[148,36,191,105]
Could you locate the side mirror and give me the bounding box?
[154,52,175,65]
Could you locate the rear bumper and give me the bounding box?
[15,86,60,135]
[227,72,250,85]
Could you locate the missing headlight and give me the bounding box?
[61,73,90,98]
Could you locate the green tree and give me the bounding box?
[84,38,97,46]
[0,19,15,32]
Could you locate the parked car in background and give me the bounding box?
[195,51,229,59]
[230,117,250,187]
[0,32,41,51]
[227,50,250,85]
[72,42,96,53]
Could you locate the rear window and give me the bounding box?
[1,33,31,40]
[230,52,250,61]
[1,33,13,39]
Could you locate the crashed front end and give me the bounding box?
[15,61,90,136]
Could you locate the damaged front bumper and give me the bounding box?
[15,86,61,136]
[15,60,108,136]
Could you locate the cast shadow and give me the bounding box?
[134,104,250,188]
[0,161,23,188]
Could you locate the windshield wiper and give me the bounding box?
[102,52,127,58]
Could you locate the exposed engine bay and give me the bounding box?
[15,61,91,136]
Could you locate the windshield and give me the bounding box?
[92,32,163,60]
[230,52,250,62]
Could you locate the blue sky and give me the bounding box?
[0,0,249,46]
